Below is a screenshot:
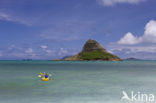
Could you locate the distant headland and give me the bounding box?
[58,39,121,61]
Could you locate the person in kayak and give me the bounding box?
[44,73,49,78]
[38,72,52,81]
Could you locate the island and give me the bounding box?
[124,58,142,61]
[63,39,121,61]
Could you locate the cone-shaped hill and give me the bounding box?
[64,39,121,61]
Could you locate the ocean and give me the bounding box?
[0,60,156,103]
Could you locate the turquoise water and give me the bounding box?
[0,60,156,103]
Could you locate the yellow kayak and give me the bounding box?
[42,77,50,81]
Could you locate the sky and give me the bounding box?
[0,0,156,60]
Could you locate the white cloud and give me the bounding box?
[41,45,47,49]
[40,45,57,56]
[117,32,141,44]
[110,45,156,53]
[25,48,33,53]
[144,20,156,36]
[25,48,37,58]
[107,44,156,59]
[8,44,23,51]
[45,50,52,53]
[0,12,32,25]
[118,20,156,45]
[3,45,39,59]
[58,48,69,56]
[97,0,145,6]
[142,20,156,43]
[0,12,12,21]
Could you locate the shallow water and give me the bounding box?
[0,60,156,103]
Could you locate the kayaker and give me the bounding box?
[38,72,52,81]
[44,73,49,78]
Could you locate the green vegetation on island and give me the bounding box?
[79,50,120,60]
[63,39,121,61]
